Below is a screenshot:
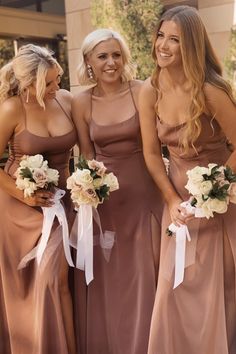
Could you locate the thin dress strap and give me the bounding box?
[128,81,138,113]
[54,97,73,122]
[19,95,28,129]
[90,87,95,123]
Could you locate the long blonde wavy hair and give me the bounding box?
[77,28,136,85]
[0,44,63,108]
[151,5,235,152]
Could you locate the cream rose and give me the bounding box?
[201,198,228,218]
[74,169,93,189]
[47,168,59,185]
[103,172,119,192]
[198,180,213,195]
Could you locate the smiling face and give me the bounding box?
[86,38,124,84]
[155,20,182,69]
[44,65,61,99]
[29,65,61,101]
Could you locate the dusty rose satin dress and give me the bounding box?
[75,85,163,354]
[0,98,77,354]
[148,114,236,354]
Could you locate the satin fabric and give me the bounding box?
[0,100,77,354]
[148,115,236,354]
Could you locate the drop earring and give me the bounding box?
[87,64,94,79]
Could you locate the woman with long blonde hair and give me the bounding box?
[0,44,76,354]
[139,5,236,354]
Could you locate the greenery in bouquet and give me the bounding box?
[185,164,236,219]
[15,154,59,198]
[67,155,119,208]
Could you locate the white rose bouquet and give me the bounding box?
[185,163,236,219]
[16,154,74,269]
[166,163,236,289]
[67,155,119,208]
[15,154,59,197]
[67,155,119,284]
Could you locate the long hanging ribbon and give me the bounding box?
[168,201,205,289]
[73,205,115,285]
[18,188,74,269]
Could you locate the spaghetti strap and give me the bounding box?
[54,97,72,122]
[90,87,95,123]
[19,95,28,129]
[128,81,138,113]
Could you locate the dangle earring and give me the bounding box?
[87,64,94,80]
[26,88,30,103]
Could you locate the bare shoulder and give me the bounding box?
[72,88,93,124]
[139,77,157,105]
[203,82,232,105]
[203,82,236,121]
[56,89,72,104]
[130,79,143,89]
[72,88,92,110]
[0,96,22,127]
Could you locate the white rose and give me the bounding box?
[201,198,228,218]
[74,169,93,189]
[46,168,59,185]
[185,180,202,196]
[25,154,45,169]
[67,175,76,190]
[187,166,209,184]
[93,177,104,189]
[16,178,37,197]
[198,180,213,195]
[103,172,119,192]
[207,163,218,171]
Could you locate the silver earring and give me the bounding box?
[26,88,29,103]
[87,64,94,79]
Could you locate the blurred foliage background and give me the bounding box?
[91,0,163,80]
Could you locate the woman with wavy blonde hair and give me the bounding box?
[0,44,76,354]
[72,28,163,354]
[139,5,236,354]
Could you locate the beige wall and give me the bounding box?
[65,0,93,94]
[0,6,66,39]
[65,0,236,90]
[199,0,235,64]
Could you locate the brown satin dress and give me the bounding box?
[148,115,236,354]
[0,97,77,354]
[75,84,163,354]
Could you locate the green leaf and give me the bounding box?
[96,184,110,201]
[20,167,34,181]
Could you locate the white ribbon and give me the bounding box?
[169,201,205,289]
[36,188,74,267]
[76,204,94,284]
[72,205,115,285]
[18,188,74,270]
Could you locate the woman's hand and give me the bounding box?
[24,189,55,208]
[168,197,194,227]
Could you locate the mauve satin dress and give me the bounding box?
[148,114,236,354]
[74,84,163,354]
[0,98,77,354]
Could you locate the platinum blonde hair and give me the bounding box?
[0,44,63,108]
[77,28,136,85]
